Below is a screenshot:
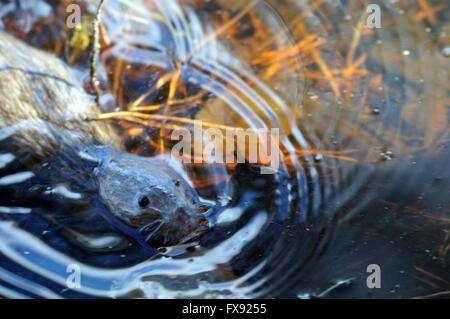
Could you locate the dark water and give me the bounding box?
[0,0,448,298]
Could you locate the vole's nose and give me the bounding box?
[175,208,197,226]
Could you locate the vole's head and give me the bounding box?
[87,146,208,246]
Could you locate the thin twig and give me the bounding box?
[412,291,450,299]
[90,0,106,107]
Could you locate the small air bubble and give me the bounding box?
[441,46,450,58]
[314,154,323,162]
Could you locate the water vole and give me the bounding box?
[0,30,207,246]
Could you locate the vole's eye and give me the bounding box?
[138,195,150,208]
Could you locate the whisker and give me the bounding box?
[144,222,164,242]
[138,219,163,235]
